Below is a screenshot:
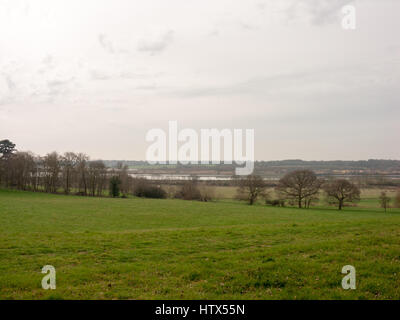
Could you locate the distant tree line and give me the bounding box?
[0,140,216,201]
[237,170,366,210]
[0,140,166,198]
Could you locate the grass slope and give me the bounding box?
[0,189,399,299]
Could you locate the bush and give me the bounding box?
[266,199,285,207]
[135,186,167,199]
[132,178,167,199]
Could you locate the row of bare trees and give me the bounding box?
[236,169,361,210]
[0,140,215,200]
[0,140,135,197]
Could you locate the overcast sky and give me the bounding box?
[0,0,399,160]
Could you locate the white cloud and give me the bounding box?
[285,0,354,25]
[137,30,174,55]
[98,34,115,54]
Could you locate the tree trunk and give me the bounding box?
[338,199,343,210]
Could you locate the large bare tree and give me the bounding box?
[276,170,322,208]
[323,179,360,210]
[236,175,267,205]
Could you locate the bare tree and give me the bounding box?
[87,160,107,196]
[75,153,89,195]
[379,191,391,213]
[236,175,267,205]
[323,179,360,210]
[42,152,60,193]
[117,162,130,196]
[276,170,322,208]
[198,184,215,202]
[6,152,36,190]
[60,152,77,194]
[175,178,202,201]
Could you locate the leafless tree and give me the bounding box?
[323,179,360,210]
[6,152,36,190]
[117,162,130,196]
[75,153,89,195]
[236,175,267,205]
[60,152,77,194]
[87,160,107,196]
[379,191,391,213]
[42,152,60,193]
[175,178,202,200]
[198,184,215,202]
[276,170,322,208]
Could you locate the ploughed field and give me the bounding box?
[0,189,399,299]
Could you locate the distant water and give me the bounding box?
[129,173,233,181]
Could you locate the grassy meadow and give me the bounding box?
[0,188,399,300]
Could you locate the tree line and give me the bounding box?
[0,139,145,197]
[0,139,213,200]
[236,170,400,211]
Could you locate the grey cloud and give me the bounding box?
[46,77,76,99]
[89,70,112,81]
[208,29,220,37]
[98,33,115,54]
[286,0,353,25]
[238,21,258,30]
[137,30,174,55]
[42,55,54,67]
[0,71,18,105]
[174,62,399,99]
[4,74,16,91]
[89,69,163,81]
[37,55,56,74]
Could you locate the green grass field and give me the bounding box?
[0,189,399,300]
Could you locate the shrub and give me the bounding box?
[266,199,285,207]
[136,186,167,199]
[132,178,167,199]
